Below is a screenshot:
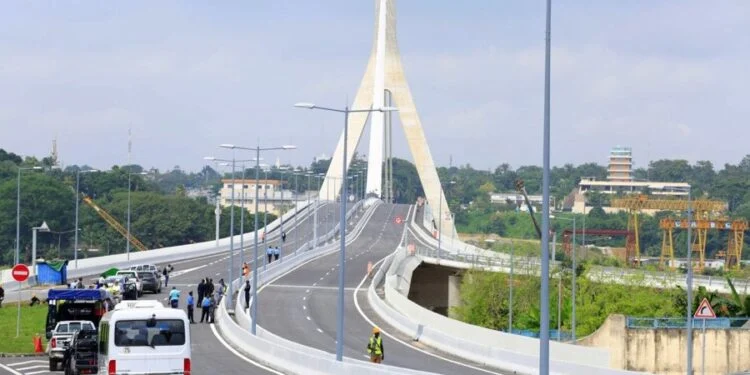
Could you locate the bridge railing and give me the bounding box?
[626,317,750,329]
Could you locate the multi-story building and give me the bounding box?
[219,179,302,216]
[607,146,633,182]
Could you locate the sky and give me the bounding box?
[0,1,748,173]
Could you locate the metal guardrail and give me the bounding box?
[626,317,750,329]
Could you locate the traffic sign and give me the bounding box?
[395,216,403,224]
[11,264,30,282]
[694,298,716,319]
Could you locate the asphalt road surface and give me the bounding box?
[257,203,509,375]
[0,202,338,375]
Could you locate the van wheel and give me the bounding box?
[49,359,56,371]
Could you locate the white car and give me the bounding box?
[129,264,158,273]
[47,320,96,371]
[115,270,143,297]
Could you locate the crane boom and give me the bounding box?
[514,179,542,239]
[81,195,148,252]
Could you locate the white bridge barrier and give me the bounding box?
[216,201,436,375]
[2,200,324,288]
[368,247,648,375]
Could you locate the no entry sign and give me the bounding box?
[11,264,30,282]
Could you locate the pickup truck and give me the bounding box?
[48,320,96,371]
[115,270,143,297]
[63,329,98,375]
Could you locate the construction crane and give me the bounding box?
[514,179,542,239]
[81,195,148,252]
[660,218,748,271]
[611,195,726,268]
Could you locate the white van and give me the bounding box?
[98,300,191,375]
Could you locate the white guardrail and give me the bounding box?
[1,199,325,287]
[216,200,437,375]
[369,247,648,375]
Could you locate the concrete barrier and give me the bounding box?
[369,247,648,375]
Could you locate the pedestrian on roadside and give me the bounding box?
[281,231,287,243]
[168,286,180,308]
[208,295,217,323]
[273,247,280,261]
[216,279,225,298]
[163,267,170,287]
[186,291,196,323]
[207,278,214,296]
[0,284,5,308]
[243,280,251,310]
[200,295,211,323]
[367,327,384,363]
[266,247,273,264]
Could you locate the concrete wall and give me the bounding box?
[578,314,750,374]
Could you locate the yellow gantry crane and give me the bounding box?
[610,195,726,268]
[82,195,148,252]
[659,218,748,271]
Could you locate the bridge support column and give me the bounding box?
[448,274,462,318]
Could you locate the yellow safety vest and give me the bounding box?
[368,336,382,355]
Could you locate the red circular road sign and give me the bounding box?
[12,264,30,282]
[395,216,403,224]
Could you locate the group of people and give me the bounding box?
[266,246,281,263]
[178,277,226,324]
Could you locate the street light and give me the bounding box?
[74,168,100,269]
[295,100,397,362]
[540,0,553,372]
[31,221,50,276]
[552,214,577,340]
[219,143,296,335]
[126,170,149,261]
[15,166,42,265]
[684,186,694,374]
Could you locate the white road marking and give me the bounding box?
[0,363,22,375]
[317,328,323,333]
[303,305,307,310]
[7,361,44,366]
[26,371,50,375]
[209,322,285,375]
[353,255,503,374]
[306,316,311,321]
[15,366,46,371]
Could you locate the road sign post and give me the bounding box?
[12,264,30,338]
[694,297,716,375]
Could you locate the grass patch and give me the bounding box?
[0,303,48,353]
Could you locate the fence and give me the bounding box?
[626,317,750,329]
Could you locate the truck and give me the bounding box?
[48,320,96,371]
[63,328,98,375]
[45,289,112,340]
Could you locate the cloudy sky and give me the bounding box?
[0,1,747,173]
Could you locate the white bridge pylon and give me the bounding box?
[318,0,456,239]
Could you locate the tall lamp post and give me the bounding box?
[15,166,42,265]
[685,186,694,375]
[540,0,553,372]
[219,143,296,335]
[74,168,100,269]
[552,215,577,340]
[295,101,397,362]
[204,155,257,308]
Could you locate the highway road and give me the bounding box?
[0,202,340,375]
[257,203,508,375]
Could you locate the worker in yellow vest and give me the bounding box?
[367,327,384,363]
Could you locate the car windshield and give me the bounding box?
[114,319,185,347]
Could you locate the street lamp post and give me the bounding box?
[240,164,247,265]
[74,169,99,269]
[686,187,694,375]
[218,144,296,336]
[540,0,553,372]
[15,166,42,265]
[295,101,397,362]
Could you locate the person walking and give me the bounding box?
[266,246,273,264]
[163,266,170,287]
[208,295,217,323]
[0,284,4,308]
[367,327,384,363]
[168,286,180,308]
[243,280,251,310]
[281,231,287,243]
[273,247,280,261]
[200,295,211,323]
[217,279,226,298]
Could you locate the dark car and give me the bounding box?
[137,271,162,294]
[63,329,97,375]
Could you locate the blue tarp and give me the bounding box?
[47,289,110,301]
[37,260,69,285]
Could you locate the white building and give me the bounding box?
[607,146,634,182]
[572,178,690,214]
[219,179,310,216]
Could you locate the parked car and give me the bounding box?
[129,264,158,273]
[115,270,143,297]
[137,271,162,294]
[63,329,97,375]
[47,320,96,371]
